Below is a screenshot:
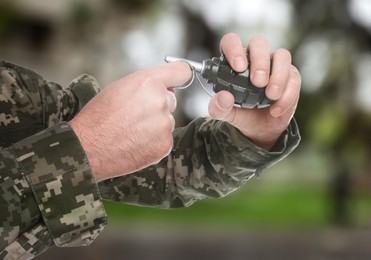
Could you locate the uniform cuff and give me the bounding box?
[69,74,101,110]
[10,122,107,247]
[216,118,301,175]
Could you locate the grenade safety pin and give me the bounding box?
[165,54,273,109]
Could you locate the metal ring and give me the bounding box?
[174,62,195,89]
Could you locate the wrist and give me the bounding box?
[240,130,283,151]
[68,118,103,182]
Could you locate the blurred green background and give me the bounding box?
[1,0,371,259]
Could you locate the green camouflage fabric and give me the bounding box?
[0,61,107,259]
[0,60,301,259]
[99,117,299,208]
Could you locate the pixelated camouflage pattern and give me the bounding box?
[0,60,79,148]
[0,61,106,259]
[0,149,40,250]
[0,60,301,259]
[0,223,52,260]
[10,122,107,247]
[99,117,300,208]
[68,74,101,111]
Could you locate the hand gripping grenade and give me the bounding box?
[165,54,272,109]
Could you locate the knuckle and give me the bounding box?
[208,96,222,119]
[164,115,174,132]
[175,62,192,76]
[141,76,159,88]
[290,65,302,86]
[222,32,239,41]
[275,48,292,60]
[158,135,173,156]
[250,35,269,48]
[154,115,175,156]
[156,95,168,111]
[272,71,286,83]
[208,108,217,119]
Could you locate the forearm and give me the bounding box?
[99,117,300,208]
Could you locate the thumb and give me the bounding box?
[208,91,236,122]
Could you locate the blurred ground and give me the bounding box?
[1,1,371,259]
[38,225,371,260]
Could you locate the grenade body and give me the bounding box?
[201,55,272,109]
[164,54,273,109]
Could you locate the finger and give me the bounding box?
[208,91,236,122]
[152,62,193,89]
[169,113,176,132]
[220,33,248,72]
[248,36,271,87]
[269,65,301,118]
[266,48,292,100]
[167,91,177,113]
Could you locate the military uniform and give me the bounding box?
[0,60,300,259]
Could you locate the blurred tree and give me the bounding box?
[68,1,94,31]
[289,0,371,225]
[290,0,371,152]
[0,4,17,42]
[0,2,53,51]
[110,0,159,11]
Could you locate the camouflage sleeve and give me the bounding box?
[0,223,53,260]
[99,117,301,208]
[0,60,101,147]
[0,61,106,258]
[0,60,78,147]
[0,122,107,256]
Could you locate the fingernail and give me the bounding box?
[253,70,267,87]
[233,56,246,72]
[217,94,232,109]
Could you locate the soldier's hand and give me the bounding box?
[208,33,301,150]
[69,62,192,181]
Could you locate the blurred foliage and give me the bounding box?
[291,0,371,150]
[67,1,94,29]
[307,103,347,147]
[0,0,370,228]
[104,183,371,228]
[110,0,160,11]
[0,4,19,42]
